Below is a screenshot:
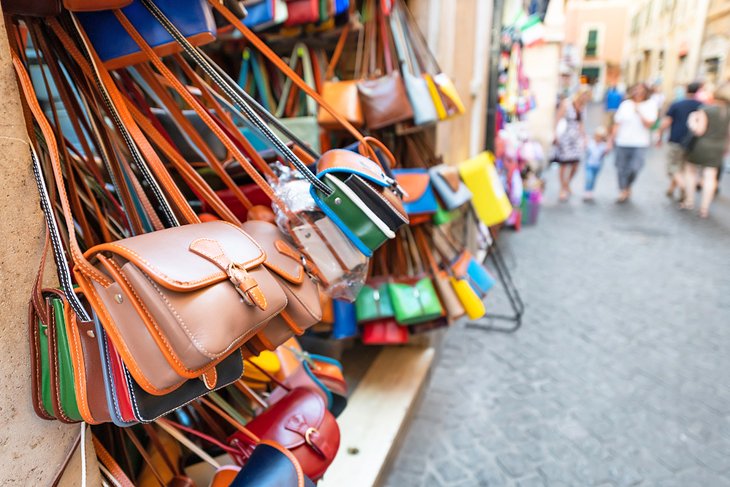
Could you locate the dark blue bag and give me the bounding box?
[77,0,216,69]
[331,299,358,339]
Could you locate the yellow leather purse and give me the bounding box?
[449,277,486,320]
[459,152,513,227]
[243,351,282,385]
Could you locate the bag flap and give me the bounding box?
[88,221,265,292]
[451,251,472,278]
[316,149,390,188]
[246,387,327,449]
[393,169,431,203]
[437,166,462,193]
[241,221,305,284]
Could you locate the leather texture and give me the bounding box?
[229,441,314,487]
[388,277,444,325]
[393,168,439,216]
[97,319,138,426]
[63,0,132,11]
[458,152,513,226]
[429,164,472,210]
[83,221,286,395]
[317,80,364,130]
[343,174,405,232]
[332,299,357,339]
[77,0,217,69]
[355,280,394,323]
[50,296,83,422]
[241,221,322,353]
[450,277,486,320]
[403,71,438,126]
[284,0,319,26]
[29,295,54,421]
[1,0,61,16]
[243,387,340,481]
[357,71,413,130]
[362,318,409,345]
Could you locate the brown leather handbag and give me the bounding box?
[356,0,413,130]
[14,53,287,397]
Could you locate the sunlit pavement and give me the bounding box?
[383,121,730,485]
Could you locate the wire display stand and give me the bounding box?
[466,228,525,334]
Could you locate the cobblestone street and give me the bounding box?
[383,145,730,486]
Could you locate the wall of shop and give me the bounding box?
[408,0,492,163]
[0,9,101,485]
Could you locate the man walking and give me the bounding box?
[658,82,703,199]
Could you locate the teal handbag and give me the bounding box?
[355,281,394,323]
[388,277,444,325]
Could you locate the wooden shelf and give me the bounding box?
[320,346,435,487]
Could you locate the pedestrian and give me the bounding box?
[610,83,658,203]
[554,85,592,202]
[583,126,610,201]
[657,81,703,200]
[604,84,623,127]
[681,81,730,218]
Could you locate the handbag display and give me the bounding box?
[76,0,217,69]
[355,278,394,323]
[451,250,496,298]
[285,0,320,26]
[244,0,289,30]
[413,228,464,321]
[362,319,409,345]
[459,152,513,226]
[429,164,472,210]
[332,299,358,339]
[356,0,413,130]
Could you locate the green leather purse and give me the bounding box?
[432,203,459,226]
[355,281,394,323]
[388,277,444,325]
[36,292,82,422]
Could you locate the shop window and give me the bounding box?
[581,67,600,85]
[585,29,598,58]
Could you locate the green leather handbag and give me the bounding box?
[432,203,459,226]
[355,281,394,323]
[388,277,444,326]
[36,292,82,422]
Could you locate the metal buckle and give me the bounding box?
[304,427,319,447]
[226,262,253,306]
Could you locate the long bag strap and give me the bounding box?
[48,18,196,228]
[134,0,333,196]
[276,43,317,118]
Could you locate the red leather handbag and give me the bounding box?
[285,0,320,26]
[231,387,340,481]
[362,318,409,345]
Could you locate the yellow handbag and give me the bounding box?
[433,73,465,117]
[243,350,282,385]
[425,74,447,120]
[449,277,486,320]
[459,152,512,226]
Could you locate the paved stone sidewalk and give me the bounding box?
[382,146,730,486]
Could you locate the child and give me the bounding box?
[583,126,610,201]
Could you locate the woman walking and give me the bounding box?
[554,86,591,201]
[681,82,730,218]
[611,83,658,203]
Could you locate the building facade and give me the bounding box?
[699,0,730,86]
[563,0,630,98]
[624,0,710,103]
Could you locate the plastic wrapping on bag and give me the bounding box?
[270,164,368,301]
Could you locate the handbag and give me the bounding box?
[317,22,364,130]
[393,168,439,220]
[429,164,472,210]
[355,278,394,323]
[274,43,321,152]
[451,250,496,298]
[356,0,413,130]
[244,0,289,30]
[76,0,217,70]
[285,0,320,26]
[413,228,464,321]
[450,277,486,320]
[389,1,437,126]
[240,220,323,353]
[332,299,358,339]
[459,152,513,226]
[395,0,464,119]
[362,319,409,345]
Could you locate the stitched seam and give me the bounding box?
[50,308,72,423]
[100,330,126,425]
[30,305,51,418]
[67,311,94,423]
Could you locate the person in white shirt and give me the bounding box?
[610,83,659,203]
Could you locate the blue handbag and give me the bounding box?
[334,0,350,15]
[77,0,216,70]
[452,250,496,298]
[244,0,288,30]
[331,299,358,339]
[429,164,472,210]
[393,168,439,218]
[230,441,316,486]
